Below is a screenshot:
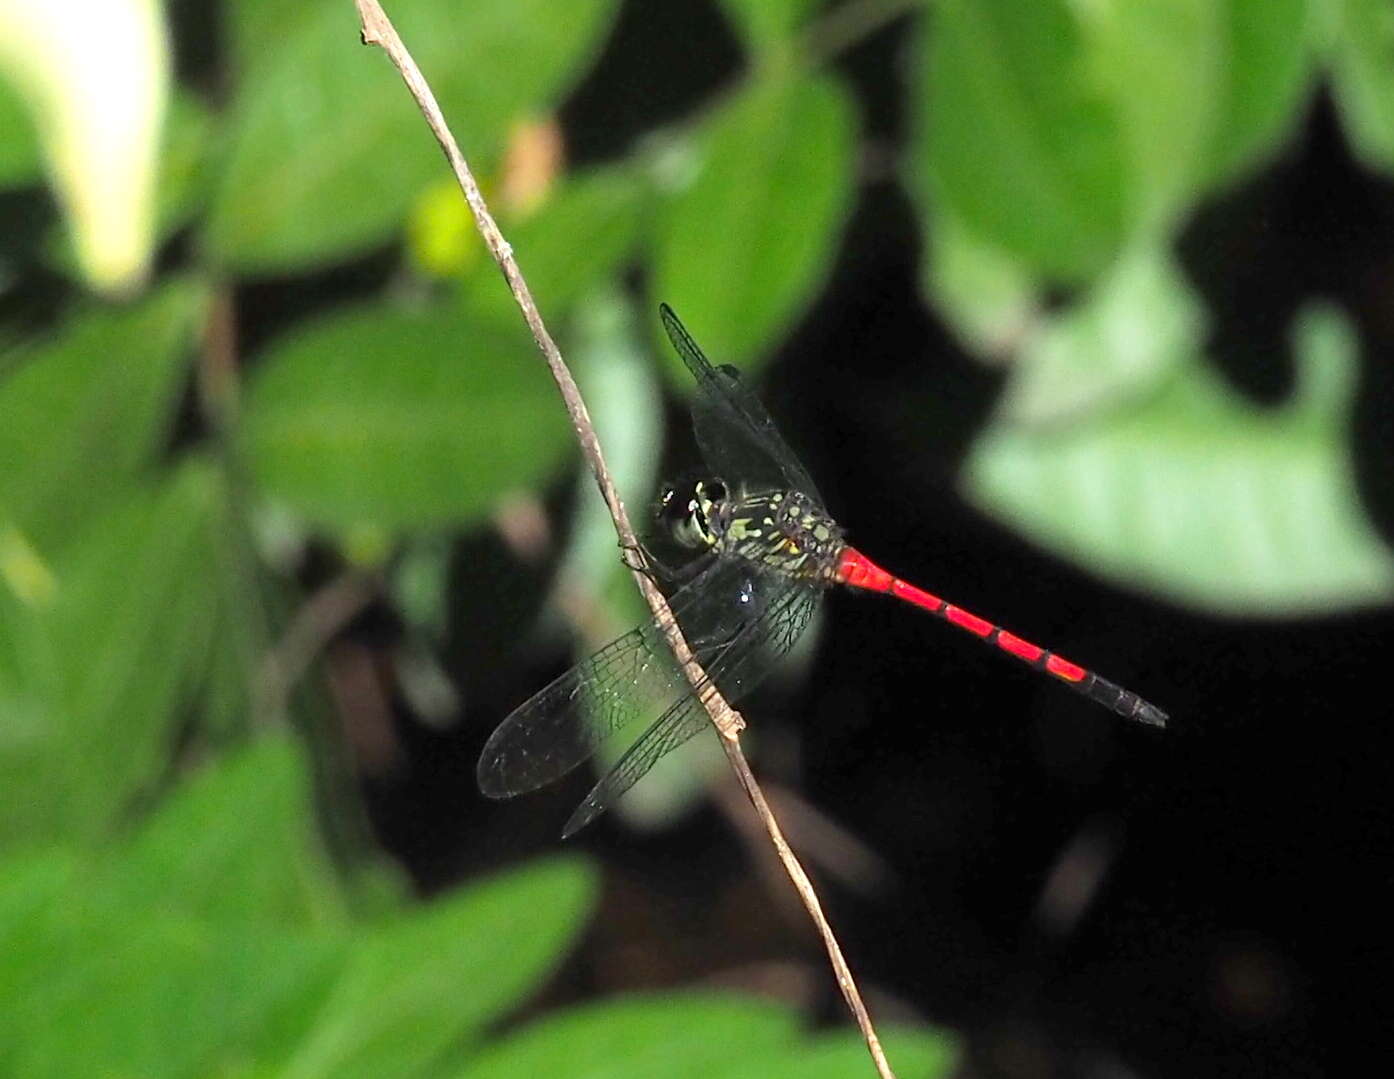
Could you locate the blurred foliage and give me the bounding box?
[651,72,855,366]
[0,738,603,1078]
[451,994,953,1079]
[0,0,169,291]
[0,77,41,185]
[0,0,1391,1072]
[241,301,571,532]
[1323,0,1394,170]
[207,0,615,271]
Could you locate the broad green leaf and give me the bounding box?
[0,875,342,1079]
[281,858,598,1079]
[0,281,204,557]
[0,76,41,186]
[916,0,1234,280]
[0,585,46,817]
[0,848,78,946]
[1207,0,1316,186]
[156,90,216,239]
[240,301,572,533]
[452,994,800,1079]
[914,0,1129,280]
[998,245,1202,424]
[964,303,1394,615]
[0,461,223,845]
[919,2,1315,347]
[207,0,617,272]
[110,737,344,927]
[1077,0,1222,232]
[0,824,596,1077]
[652,73,855,368]
[1325,0,1394,170]
[0,0,169,292]
[922,207,1041,357]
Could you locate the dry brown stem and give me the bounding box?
[353,4,895,1075]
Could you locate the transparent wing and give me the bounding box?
[478,554,776,799]
[561,581,821,837]
[659,304,821,501]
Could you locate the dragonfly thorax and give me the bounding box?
[659,481,844,578]
[715,487,846,580]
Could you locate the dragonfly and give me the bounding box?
[477,305,1167,837]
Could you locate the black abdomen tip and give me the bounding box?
[1123,694,1169,728]
[1084,674,1169,729]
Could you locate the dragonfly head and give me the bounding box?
[658,476,729,550]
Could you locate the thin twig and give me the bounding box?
[354,0,740,742]
[197,284,240,429]
[353,5,894,1076]
[720,742,891,1071]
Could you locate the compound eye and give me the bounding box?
[704,479,728,504]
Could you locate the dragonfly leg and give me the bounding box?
[662,550,721,587]
[618,541,715,589]
[618,540,666,581]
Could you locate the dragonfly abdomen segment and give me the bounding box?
[835,547,1168,728]
[1074,672,1168,727]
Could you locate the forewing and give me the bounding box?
[478,555,771,799]
[561,580,821,836]
[659,304,821,500]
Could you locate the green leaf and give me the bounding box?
[0,77,41,187]
[109,737,344,927]
[0,461,224,845]
[0,808,595,1077]
[652,73,855,368]
[1206,0,1316,186]
[156,91,217,239]
[0,848,79,947]
[452,994,800,1079]
[964,301,1394,615]
[207,0,618,272]
[0,281,204,557]
[914,0,1129,280]
[919,2,1317,348]
[1325,0,1394,170]
[1080,0,1223,232]
[914,0,1232,281]
[921,208,1042,357]
[239,301,572,533]
[281,858,599,1079]
[0,865,343,1079]
[997,245,1202,424]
